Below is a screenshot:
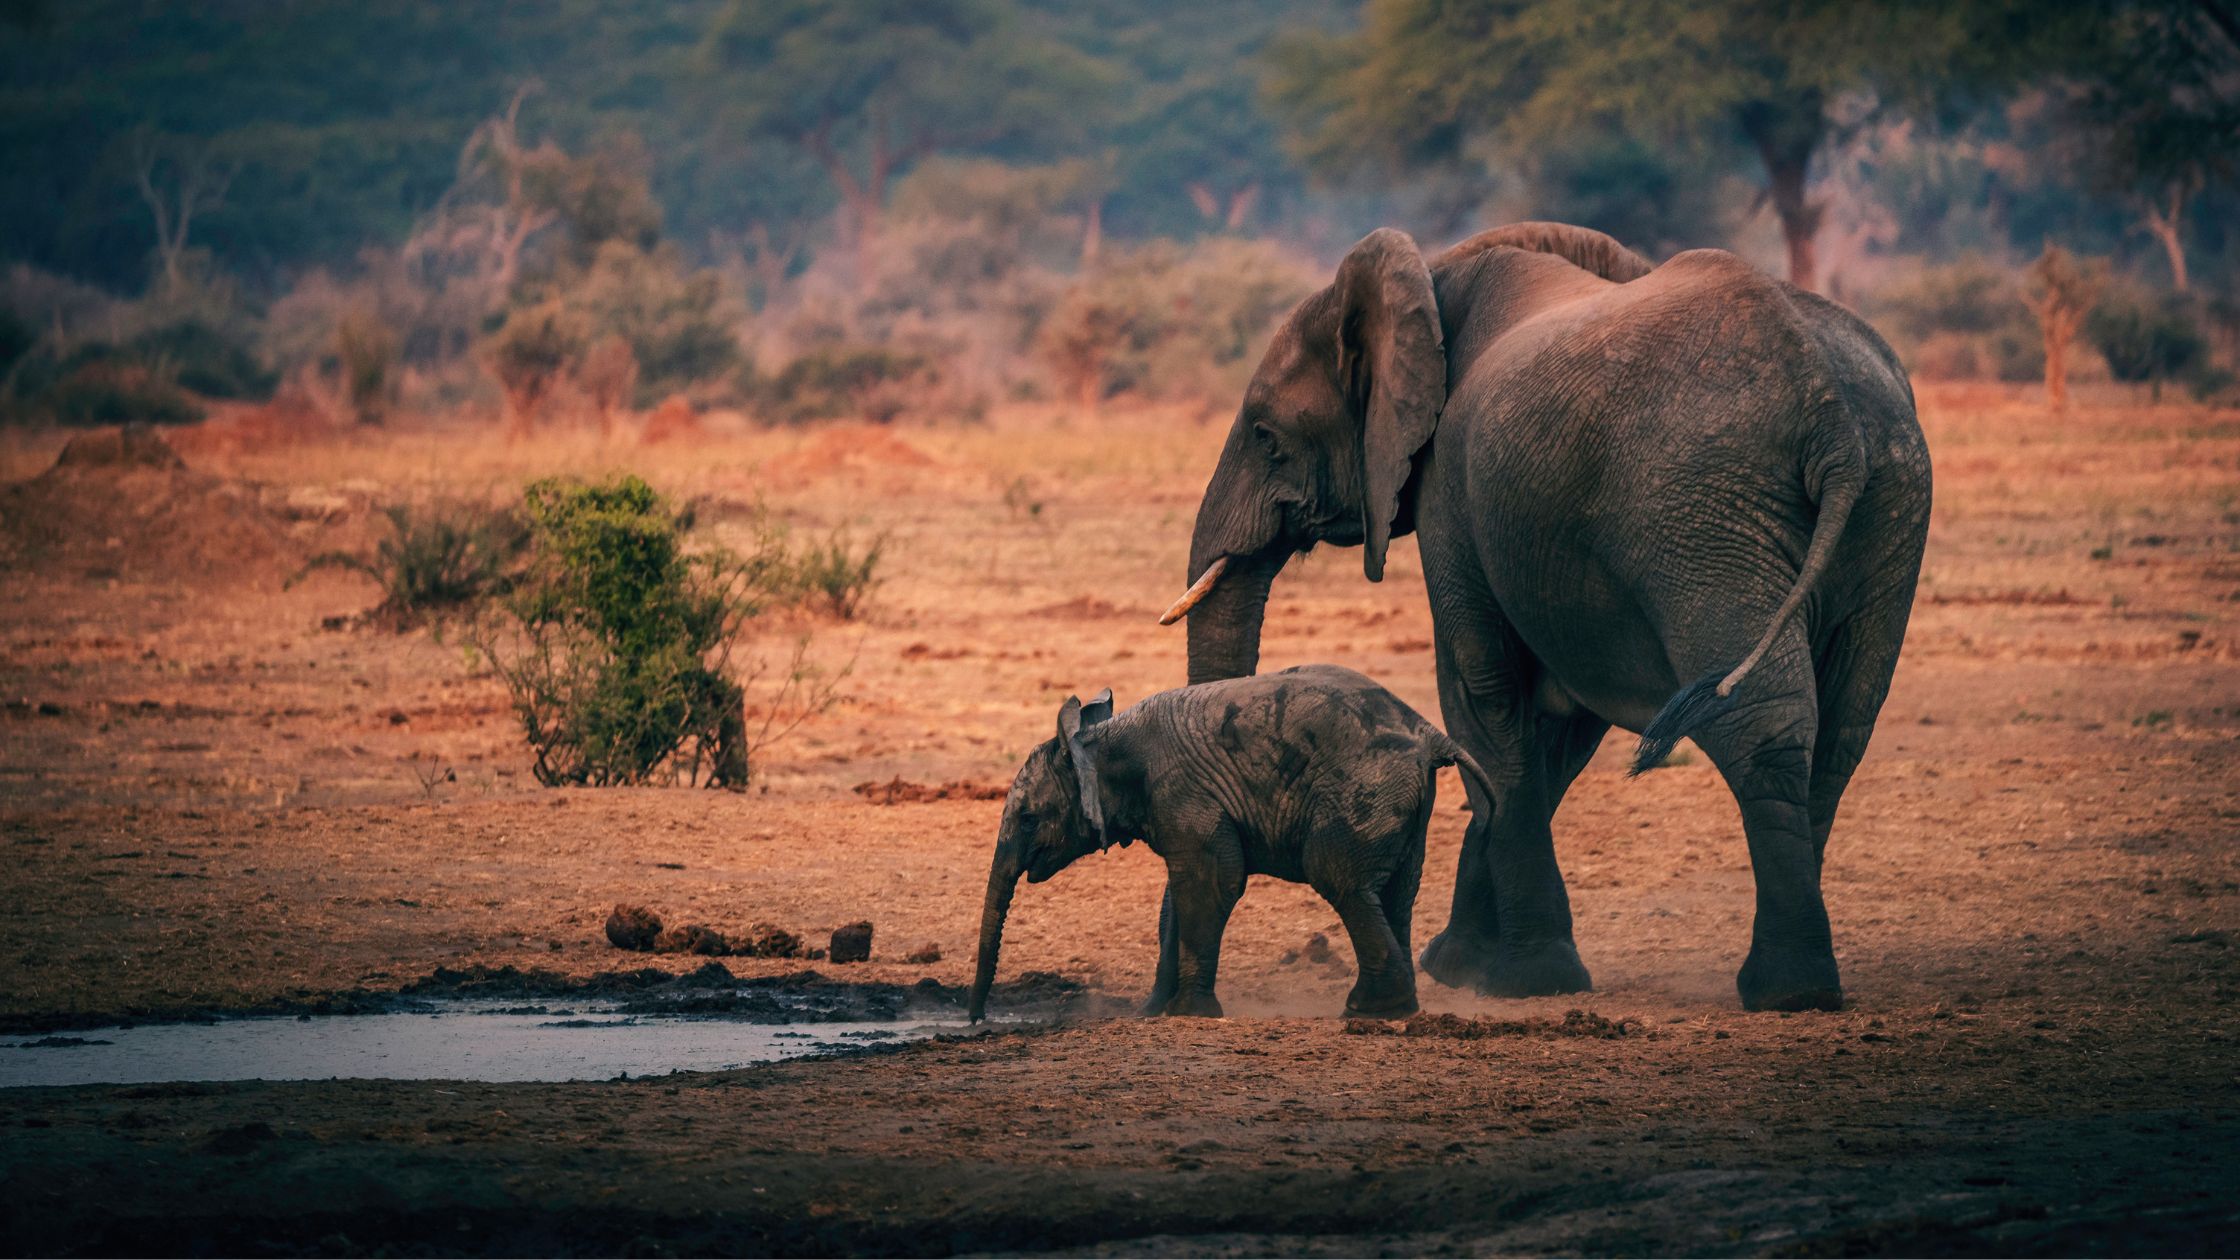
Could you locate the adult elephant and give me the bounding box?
[1163,222,1930,1012]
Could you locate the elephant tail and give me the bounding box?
[1630,411,1869,776]
[1432,736,1497,815]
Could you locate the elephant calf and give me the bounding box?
[969,664,1490,1021]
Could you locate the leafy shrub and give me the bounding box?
[295,501,530,628]
[1865,257,2044,382]
[2087,289,2208,397]
[565,242,738,404]
[484,301,588,428]
[756,344,934,423]
[0,310,31,379]
[475,476,755,789]
[776,528,886,619]
[31,360,204,426]
[1039,239,1316,406]
[122,320,276,400]
[335,309,396,425]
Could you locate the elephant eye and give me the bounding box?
[1253,422,1284,462]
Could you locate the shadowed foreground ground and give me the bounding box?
[1,390,2236,1254]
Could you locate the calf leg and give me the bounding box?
[1158,821,1245,1018]
[1138,885,1179,1017]
[1329,883,1418,1019]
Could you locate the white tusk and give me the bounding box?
[1158,556,1230,625]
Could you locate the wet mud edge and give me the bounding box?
[0,963,1120,1036]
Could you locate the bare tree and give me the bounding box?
[130,130,236,293]
[2023,244,2108,413]
[2136,173,2200,293]
[401,83,558,314]
[453,83,558,299]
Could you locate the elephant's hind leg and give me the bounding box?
[1691,632,1842,1012]
[1808,600,1913,859]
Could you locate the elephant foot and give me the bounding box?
[1158,991,1225,1018]
[1478,938,1593,999]
[1419,928,1500,991]
[1738,944,1843,1012]
[1422,930,1591,997]
[1344,973,1415,1022]
[1136,988,1176,1018]
[1342,983,1419,1021]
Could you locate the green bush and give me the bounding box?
[1864,257,2044,383]
[566,242,739,404]
[0,310,38,380]
[476,476,755,790]
[32,360,204,426]
[295,501,530,628]
[1039,239,1316,405]
[484,301,589,424]
[122,320,276,400]
[2087,290,2208,397]
[335,310,396,425]
[777,528,885,620]
[757,344,933,423]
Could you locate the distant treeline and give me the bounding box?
[4,0,2233,294]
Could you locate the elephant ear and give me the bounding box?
[1334,228,1447,582]
[1056,693,1113,836]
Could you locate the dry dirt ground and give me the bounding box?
[0,387,2236,1255]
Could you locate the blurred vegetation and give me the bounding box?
[295,501,532,629]
[2087,287,2212,399]
[0,0,2232,423]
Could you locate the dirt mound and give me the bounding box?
[829,920,873,964]
[1026,595,1135,620]
[852,777,1008,804]
[603,904,662,951]
[0,425,302,581]
[639,394,703,446]
[762,425,937,485]
[50,424,187,471]
[603,905,812,959]
[1343,1009,1640,1040]
[164,390,339,462]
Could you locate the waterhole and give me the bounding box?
[0,1002,975,1087]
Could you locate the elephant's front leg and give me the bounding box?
[1156,822,1245,1018]
[1420,597,1603,997]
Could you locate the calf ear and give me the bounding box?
[1080,688,1114,727]
[1056,694,1108,835]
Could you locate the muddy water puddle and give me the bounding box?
[0,1002,976,1087]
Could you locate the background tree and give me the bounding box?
[127,130,236,295]
[1267,0,2070,290]
[2023,243,2107,411]
[2054,0,2240,292]
[698,0,1117,275]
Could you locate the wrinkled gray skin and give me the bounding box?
[1179,222,1932,1013]
[969,665,1491,1022]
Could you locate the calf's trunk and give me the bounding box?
[967,848,1024,1022]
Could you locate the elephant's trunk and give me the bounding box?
[1183,553,1277,685]
[967,843,1024,1023]
[1179,436,1286,685]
